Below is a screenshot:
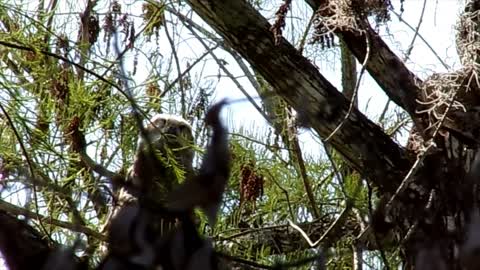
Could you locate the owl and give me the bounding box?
[105,114,195,257]
[127,113,195,201]
[103,102,229,269]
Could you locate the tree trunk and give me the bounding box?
[186,0,480,268]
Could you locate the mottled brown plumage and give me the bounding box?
[105,114,195,258]
[129,114,194,197]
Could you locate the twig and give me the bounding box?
[216,251,274,269]
[384,142,434,212]
[266,171,295,220]
[216,223,287,242]
[392,9,450,70]
[0,200,106,241]
[0,102,53,242]
[0,40,150,121]
[229,43,319,218]
[78,150,118,179]
[181,20,271,122]
[324,31,370,142]
[378,100,390,124]
[160,44,219,99]
[288,204,350,248]
[291,132,320,218]
[298,10,316,54]
[403,0,427,62]
[164,16,186,117]
[112,30,155,173]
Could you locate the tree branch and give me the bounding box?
[186,0,412,193]
[0,200,106,241]
[0,211,52,270]
[305,0,428,133]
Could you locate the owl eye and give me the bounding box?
[168,124,184,135]
[153,118,166,128]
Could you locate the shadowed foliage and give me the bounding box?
[2,0,480,269]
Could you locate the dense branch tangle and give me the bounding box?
[3,0,480,269]
[185,0,480,269]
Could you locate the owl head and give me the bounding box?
[145,114,192,144]
[128,114,194,194]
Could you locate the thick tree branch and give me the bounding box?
[308,0,480,148]
[305,0,427,133]
[0,211,52,270]
[0,200,106,241]
[186,0,411,193]
[216,213,393,256]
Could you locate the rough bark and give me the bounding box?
[308,0,480,148]
[184,1,480,269]
[305,0,428,133]
[186,0,412,194]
